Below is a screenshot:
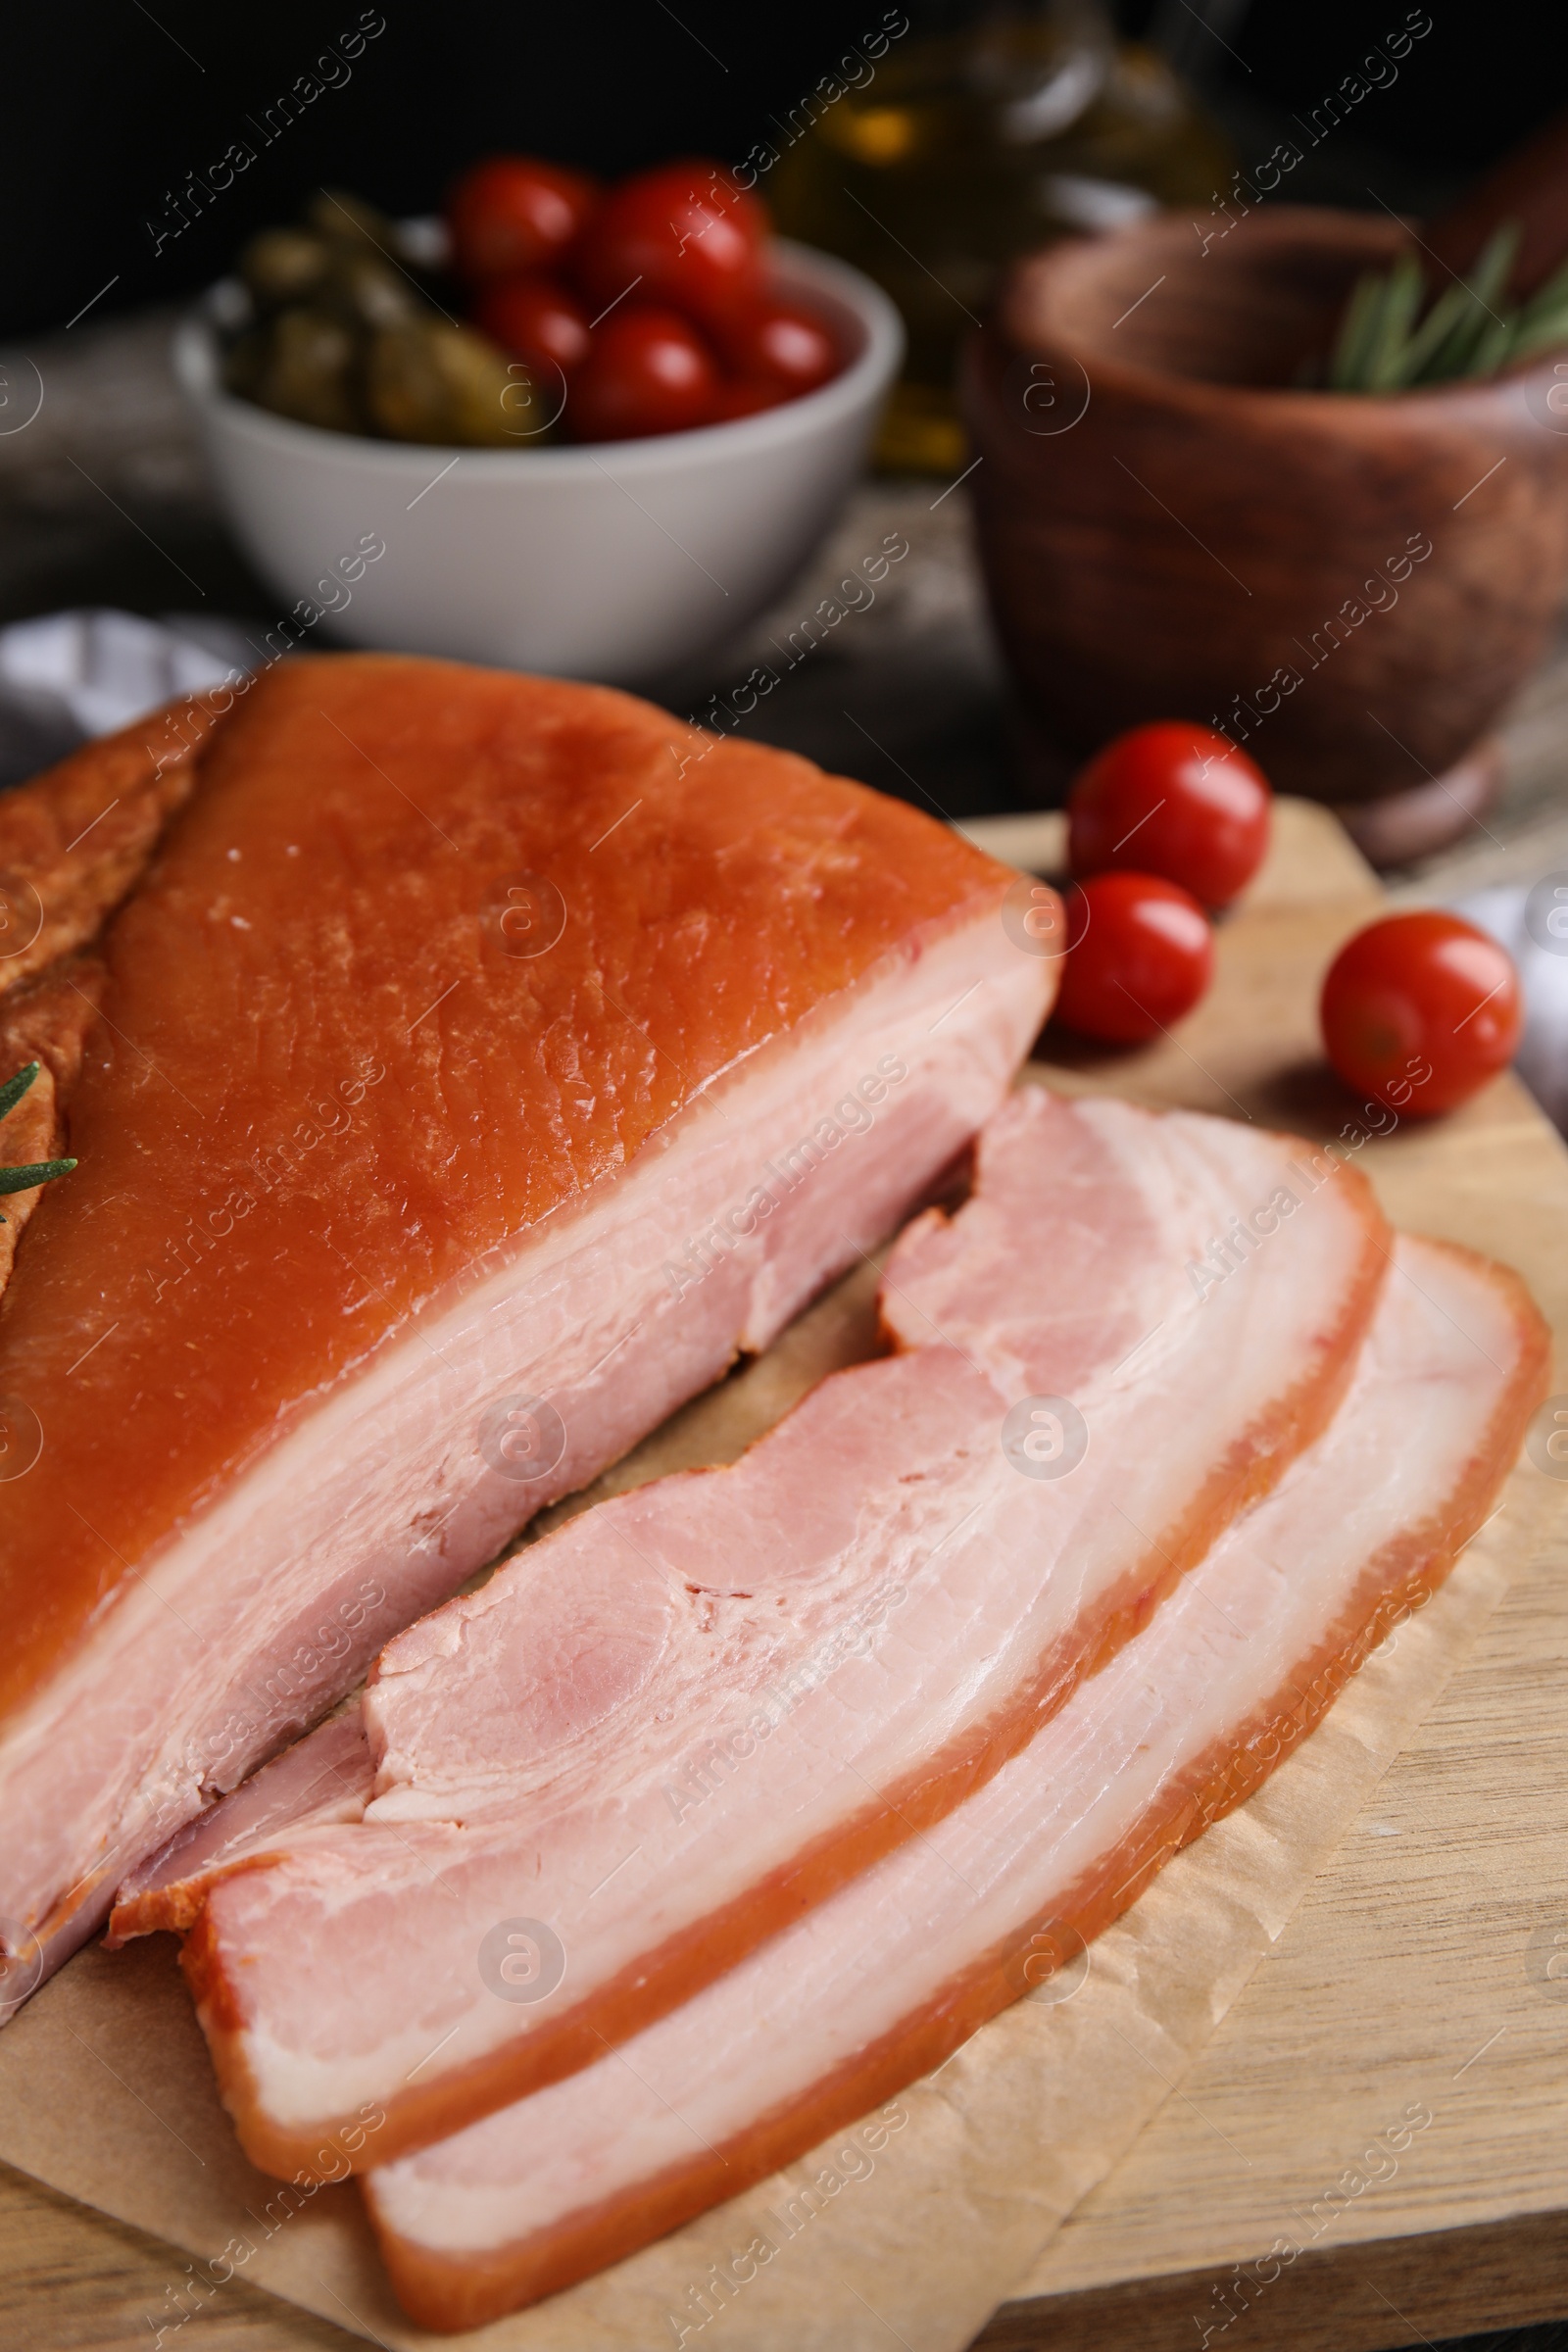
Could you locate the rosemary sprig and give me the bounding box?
[0,1060,77,1222]
[1326,220,1568,393]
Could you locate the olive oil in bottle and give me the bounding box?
[768,0,1230,470]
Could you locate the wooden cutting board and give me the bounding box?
[3,799,1565,2352]
[967,801,1568,2352]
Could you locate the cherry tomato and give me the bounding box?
[447,157,599,283]
[472,273,592,380]
[567,305,719,442]
[1320,911,1521,1115]
[1068,722,1271,908]
[573,159,767,337]
[715,299,841,396]
[708,378,788,422]
[1053,872,1213,1044]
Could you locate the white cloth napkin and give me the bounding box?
[0,608,257,788]
[1453,882,1568,1136]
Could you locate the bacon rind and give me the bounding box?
[0,692,215,1299]
[0,694,220,1005]
[362,1237,1548,2331]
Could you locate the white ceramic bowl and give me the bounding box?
[173,242,903,687]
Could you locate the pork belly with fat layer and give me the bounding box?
[0,654,1052,2012]
[162,1089,1389,2175]
[359,1233,1545,2329]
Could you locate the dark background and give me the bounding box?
[8,0,1568,338]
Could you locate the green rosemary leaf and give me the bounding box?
[0,1156,76,1196]
[1385,274,1475,386]
[1363,252,1426,389]
[0,1059,40,1123]
[0,1061,75,1224]
[1516,255,1568,336]
[1329,271,1388,390]
[1467,220,1522,318]
[1412,261,1506,384]
[1327,220,1554,394]
[1466,311,1518,378]
[1507,282,1568,366]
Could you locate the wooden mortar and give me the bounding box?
[962,207,1568,854]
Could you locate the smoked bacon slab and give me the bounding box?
[0,654,1052,2011]
[357,1232,1545,2328]
[165,1089,1388,2175]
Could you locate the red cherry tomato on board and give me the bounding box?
[446,157,600,284]
[715,299,841,396]
[472,273,592,379]
[1068,722,1271,909]
[1054,871,1214,1044]
[1320,911,1521,1115]
[573,159,768,337]
[567,305,719,442]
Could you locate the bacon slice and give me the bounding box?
[109,1708,374,1940]
[358,1234,1546,2330]
[162,1091,1389,2178]
[0,655,1051,2016]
